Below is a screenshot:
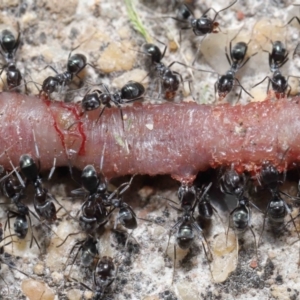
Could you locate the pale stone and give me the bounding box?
[21,279,55,300]
[271,285,298,300]
[33,262,45,276]
[67,289,82,300]
[51,271,64,284]
[176,281,199,300]
[211,232,238,283]
[38,0,78,15]
[97,41,136,73]
[112,69,148,89]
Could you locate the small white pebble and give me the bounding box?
[145,123,154,130]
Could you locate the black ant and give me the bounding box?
[41,51,88,97]
[173,1,237,38]
[57,165,109,254]
[142,42,183,100]
[103,175,141,246]
[0,28,22,89]
[219,167,247,198]
[227,194,261,259]
[73,256,117,300]
[220,168,260,258]
[64,237,99,277]
[81,81,145,123]
[19,154,59,222]
[61,165,110,242]
[0,175,40,249]
[257,162,300,242]
[196,184,224,225]
[166,183,213,282]
[263,40,289,72]
[194,31,255,101]
[252,40,298,98]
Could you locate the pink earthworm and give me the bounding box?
[0,91,299,184]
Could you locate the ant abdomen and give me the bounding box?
[142,43,162,63]
[231,206,249,233]
[67,53,87,74]
[118,207,137,230]
[176,223,194,250]
[120,81,145,100]
[14,215,28,239]
[19,154,38,182]
[81,165,100,194]
[81,238,98,267]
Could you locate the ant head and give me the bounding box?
[260,162,280,188]
[120,81,145,100]
[192,17,214,36]
[67,53,87,75]
[82,92,101,111]
[3,176,19,199]
[97,181,107,194]
[99,93,112,106]
[217,72,234,98]
[42,76,59,95]
[272,41,286,58]
[19,154,38,182]
[6,65,22,89]
[162,71,179,92]
[231,42,248,62]
[142,43,162,63]
[178,185,196,210]
[81,165,99,194]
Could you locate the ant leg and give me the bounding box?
[214,80,218,102]
[258,213,267,246]
[201,236,213,262]
[192,35,208,66]
[282,16,300,27]
[56,232,81,248]
[248,226,258,261]
[293,43,300,58]
[96,106,107,124]
[48,157,57,180]
[42,64,59,75]
[252,76,271,89]
[68,242,83,278]
[212,0,238,21]
[234,78,253,98]
[172,244,176,284]
[179,26,192,45]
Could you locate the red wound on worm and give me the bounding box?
[0,92,299,184]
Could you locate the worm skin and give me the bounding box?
[0,92,299,183]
